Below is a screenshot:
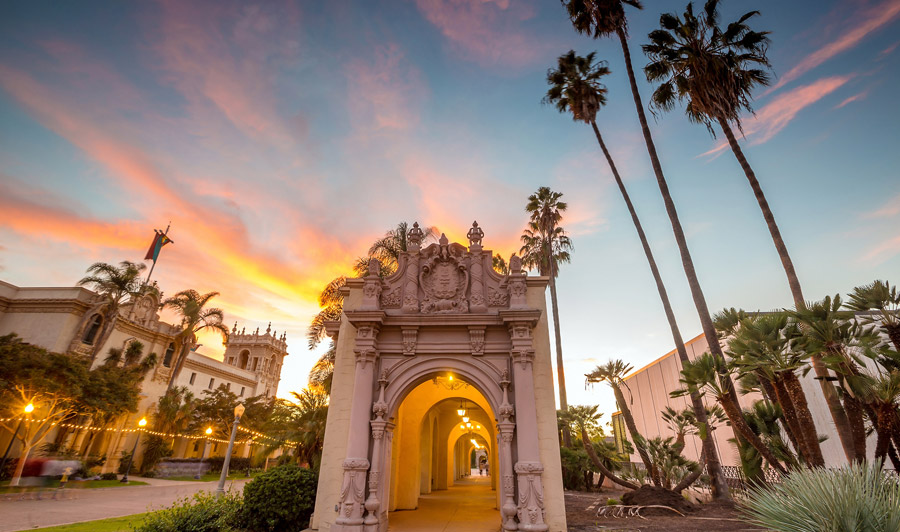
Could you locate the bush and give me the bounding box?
[606,498,620,506]
[139,435,173,474]
[742,462,900,532]
[242,464,318,532]
[135,492,243,532]
[100,472,118,481]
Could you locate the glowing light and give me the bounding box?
[205,427,213,435]
[466,422,472,428]
[462,416,470,423]
[460,424,465,429]
[23,403,34,414]
[448,375,453,381]
[476,425,481,429]
[138,417,148,427]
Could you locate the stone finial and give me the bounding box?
[509,254,523,274]
[439,233,449,247]
[467,220,484,249]
[266,322,271,335]
[232,322,238,334]
[367,258,381,277]
[241,327,246,335]
[407,221,425,251]
[255,327,259,335]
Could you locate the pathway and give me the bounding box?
[387,476,500,532]
[0,477,250,532]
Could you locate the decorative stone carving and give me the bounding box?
[488,286,509,307]
[515,462,548,531]
[380,286,401,308]
[419,234,469,314]
[407,221,424,251]
[335,459,370,526]
[401,328,418,356]
[509,254,523,273]
[467,220,484,249]
[469,327,485,356]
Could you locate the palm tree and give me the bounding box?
[521,187,573,445]
[308,344,336,394]
[675,353,787,474]
[846,280,900,351]
[586,360,660,485]
[76,261,147,360]
[492,253,512,275]
[560,0,745,468]
[544,48,728,498]
[162,290,230,390]
[563,405,638,489]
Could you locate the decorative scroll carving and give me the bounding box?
[335,459,370,526]
[488,286,509,307]
[419,234,469,314]
[401,328,418,356]
[380,287,401,308]
[515,462,548,531]
[469,328,485,356]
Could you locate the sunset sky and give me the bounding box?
[1,0,898,420]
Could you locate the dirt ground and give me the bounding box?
[565,490,766,532]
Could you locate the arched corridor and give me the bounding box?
[387,476,499,532]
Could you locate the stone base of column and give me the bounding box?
[332,459,370,532]
[515,462,548,532]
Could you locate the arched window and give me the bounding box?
[82,315,103,345]
[162,343,176,368]
[239,350,250,370]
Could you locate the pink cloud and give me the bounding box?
[865,194,900,219]
[861,235,900,264]
[767,0,900,93]
[702,75,852,157]
[345,44,427,133]
[413,0,553,69]
[834,90,869,109]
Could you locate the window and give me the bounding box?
[213,443,219,452]
[251,358,258,371]
[239,350,250,369]
[162,343,176,368]
[240,387,245,397]
[189,372,196,385]
[82,315,103,345]
[226,357,234,365]
[193,441,199,452]
[226,382,231,391]
[208,378,215,389]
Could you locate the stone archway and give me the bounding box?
[310,224,566,532]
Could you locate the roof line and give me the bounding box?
[623,332,706,381]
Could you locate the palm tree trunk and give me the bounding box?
[718,391,787,474]
[580,426,638,490]
[91,312,118,362]
[611,385,658,486]
[770,376,808,464]
[716,117,857,463]
[548,262,571,447]
[874,405,894,466]
[885,323,900,352]
[618,25,745,485]
[166,342,192,391]
[590,120,729,499]
[673,444,707,493]
[782,371,825,467]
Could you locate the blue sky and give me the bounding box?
[1,0,898,421]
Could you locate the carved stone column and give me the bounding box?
[403,222,423,313]
[361,260,382,311]
[507,256,527,309]
[364,371,389,532]
[508,321,548,532]
[333,320,381,532]
[467,221,487,313]
[497,371,518,531]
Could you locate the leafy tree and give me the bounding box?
[76,260,147,360]
[162,290,230,390]
[544,48,728,497]
[266,389,329,469]
[521,187,573,445]
[562,405,638,490]
[307,344,336,394]
[190,386,242,439]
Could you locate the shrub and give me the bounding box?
[742,462,900,532]
[134,492,243,532]
[100,472,118,481]
[606,498,620,506]
[139,435,173,474]
[242,464,318,532]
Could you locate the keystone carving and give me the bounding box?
[469,328,485,356]
[401,329,418,356]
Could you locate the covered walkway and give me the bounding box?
[387,474,500,532]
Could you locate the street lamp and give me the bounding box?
[217,404,245,497]
[195,427,213,479]
[0,403,35,477]
[246,437,254,478]
[120,417,147,483]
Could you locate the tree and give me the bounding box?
[544,48,728,498]
[76,261,147,360]
[308,344,336,394]
[492,253,513,275]
[521,187,573,445]
[563,405,638,490]
[846,280,900,352]
[0,334,88,485]
[363,222,438,276]
[162,290,230,390]
[267,389,329,468]
[585,360,659,485]
[560,0,746,483]
[191,386,242,440]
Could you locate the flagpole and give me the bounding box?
[143,222,171,289]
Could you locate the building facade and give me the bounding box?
[0,279,287,472]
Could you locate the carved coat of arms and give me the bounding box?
[419,236,469,314]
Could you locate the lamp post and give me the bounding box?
[246,437,254,477]
[216,404,245,497]
[0,403,33,477]
[195,427,213,479]
[120,417,147,483]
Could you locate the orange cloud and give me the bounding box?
[702,75,852,157]
[767,0,900,93]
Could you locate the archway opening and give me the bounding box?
[386,374,500,531]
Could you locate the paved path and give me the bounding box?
[1,477,250,531]
[387,476,500,532]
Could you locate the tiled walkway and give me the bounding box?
[387,476,500,532]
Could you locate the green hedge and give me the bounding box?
[243,464,318,532]
[135,492,243,532]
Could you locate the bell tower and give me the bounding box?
[224,322,289,398]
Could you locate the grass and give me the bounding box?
[165,471,259,482]
[0,479,148,492]
[29,513,148,531]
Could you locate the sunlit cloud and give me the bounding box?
[865,194,900,219]
[702,75,852,157]
[834,90,869,109]
[345,44,427,133]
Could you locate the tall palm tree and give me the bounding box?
[560,0,744,458]
[586,360,660,485]
[163,290,230,390]
[76,261,147,360]
[544,49,728,498]
[521,188,573,445]
[563,405,638,489]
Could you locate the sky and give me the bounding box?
[1,0,898,424]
